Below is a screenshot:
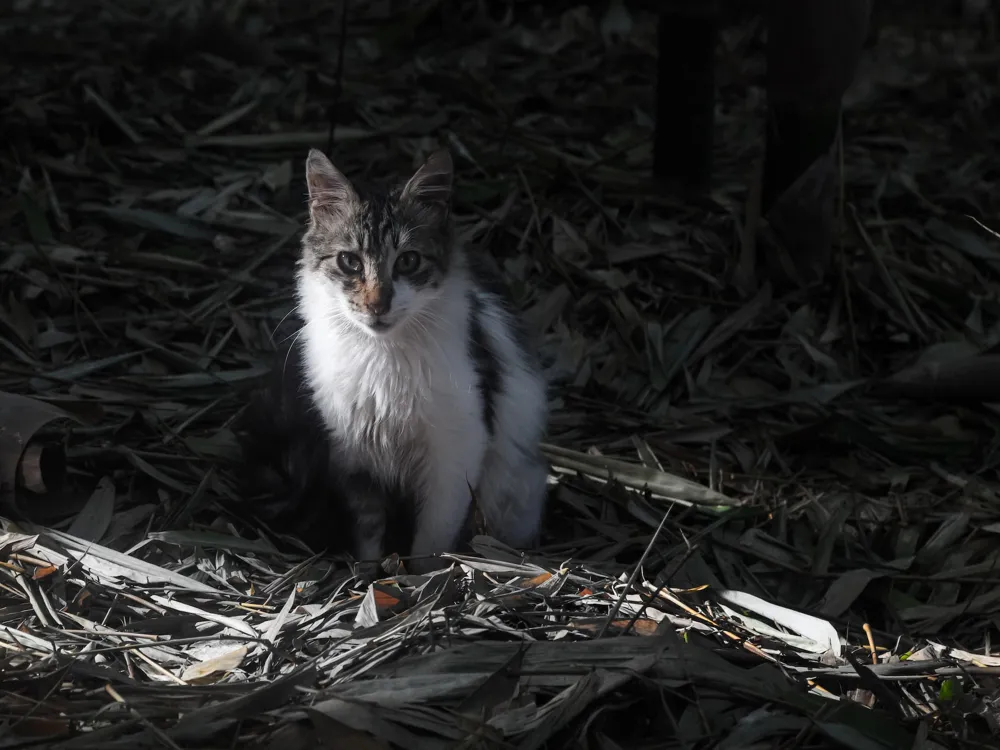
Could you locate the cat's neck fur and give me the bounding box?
[296,245,473,478]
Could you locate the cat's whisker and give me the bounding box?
[281,326,311,377]
[276,324,305,346]
[270,308,300,344]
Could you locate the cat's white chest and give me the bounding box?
[303,311,478,485]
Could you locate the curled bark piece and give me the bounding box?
[16,441,66,495]
[0,391,92,518]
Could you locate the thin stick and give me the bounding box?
[596,507,671,639]
[326,0,351,155]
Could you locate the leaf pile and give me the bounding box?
[2,524,995,749]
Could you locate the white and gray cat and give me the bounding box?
[295,147,550,575]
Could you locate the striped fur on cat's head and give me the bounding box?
[299,148,454,335]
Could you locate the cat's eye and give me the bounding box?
[395,251,420,275]
[336,252,362,274]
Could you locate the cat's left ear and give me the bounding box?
[400,149,453,219]
[305,149,359,217]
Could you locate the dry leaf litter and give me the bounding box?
[1,1,1000,748]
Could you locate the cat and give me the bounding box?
[295,147,550,575]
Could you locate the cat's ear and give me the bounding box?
[400,149,453,218]
[305,149,358,216]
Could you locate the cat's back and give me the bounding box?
[463,253,549,442]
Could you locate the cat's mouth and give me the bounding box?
[359,313,399,334]
[352,310,403,335]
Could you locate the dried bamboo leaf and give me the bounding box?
[66,476,116,543]
[179,645,247,683]
[21,525,222,594]
[542,443,734,506]
[716,590,842,658]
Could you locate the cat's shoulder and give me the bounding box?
[464,251,515,308]
[461,250,539,361]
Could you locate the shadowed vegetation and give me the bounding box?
[2,1,1000,747]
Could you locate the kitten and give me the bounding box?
[296,147,550,574]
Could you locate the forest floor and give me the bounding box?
[2,1,1000,748]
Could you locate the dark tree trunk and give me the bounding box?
[652,2,722,191]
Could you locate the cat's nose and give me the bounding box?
[365,289,392,316]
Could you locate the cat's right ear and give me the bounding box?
[305,149,358,217]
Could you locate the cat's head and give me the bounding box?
[298,148,454,336]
